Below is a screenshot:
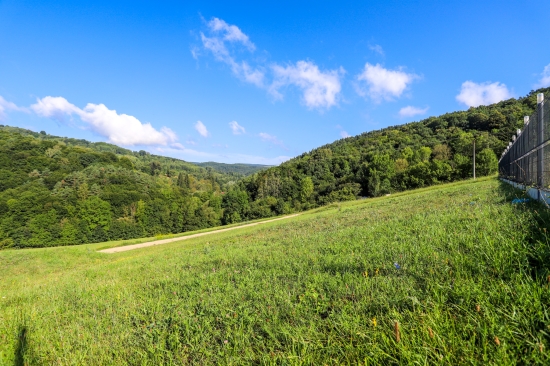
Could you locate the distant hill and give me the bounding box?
[192,161,271,176]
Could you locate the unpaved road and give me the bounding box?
[98,214,301,254]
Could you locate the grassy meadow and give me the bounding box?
[1,177,550,364]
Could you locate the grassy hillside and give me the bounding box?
[192,162,271,176]
[1,177,549,364]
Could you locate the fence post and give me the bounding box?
[537,93,544,199]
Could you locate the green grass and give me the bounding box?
[1,177,550,365]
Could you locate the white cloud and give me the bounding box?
[356,63,418,102]
[239,61,264,87]
[535,64,550,89]
[456,81,512,107]
[200,33,230,61]
[399,105,429,118]
[170,143,186,150]
[0,96,25,121]
[369,44,385,57]
[200,18,265,87]
[340,130,350,138]
[194,120,209,137]
[259,132,286,149]
[207,17,255,51]
[229,120,245,135]
[271,61,344,109]
[336,124,350,138]
[31,96,177,146]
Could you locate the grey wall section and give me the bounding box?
[500,178,550,205]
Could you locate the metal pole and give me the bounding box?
[537,93,544,195]
[473,139,476,179]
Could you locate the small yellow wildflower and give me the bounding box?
[372,317,377,327]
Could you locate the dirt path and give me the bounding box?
[98,214,301,254]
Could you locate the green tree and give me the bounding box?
[222,189,249,224]
[78,196,112,231]
[476,148,498,176]
[300,177,314,203]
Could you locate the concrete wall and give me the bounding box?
[500,178,550,205]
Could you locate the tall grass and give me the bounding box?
[1,177,549,364]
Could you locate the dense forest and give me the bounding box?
[0,127,250,248]
[1,88,548,248]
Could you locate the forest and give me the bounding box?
[1,87,548,248]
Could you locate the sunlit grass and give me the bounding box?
[1,177,549,364]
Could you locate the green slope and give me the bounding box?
[1,177,549,364]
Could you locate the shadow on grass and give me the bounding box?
[497,179,550,282]
[14,325,28,366]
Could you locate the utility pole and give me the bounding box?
[473,139,476,180]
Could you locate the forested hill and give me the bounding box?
[0,127,247,248]
[219,87,550,222]
[192,161,271,176]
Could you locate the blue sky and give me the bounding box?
[1,0,550,164]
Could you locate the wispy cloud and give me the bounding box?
[200,17,265,87]
[0,96,26,121]
[355,63,419,102]
[229,120,245,135]
[31,96,177,146]
[369,44,385,57]
[170,142,186,150]
[535,64,550,89]
[212,143,229,148]
[194,120,209,137]
[207,17,255,51]
[259,132,286,149]
[336,124,350,138]
[399,105,429,118]
[270,61,344,109]
[456,81,512,107]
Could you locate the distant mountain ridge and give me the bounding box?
[192,161,272,176]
